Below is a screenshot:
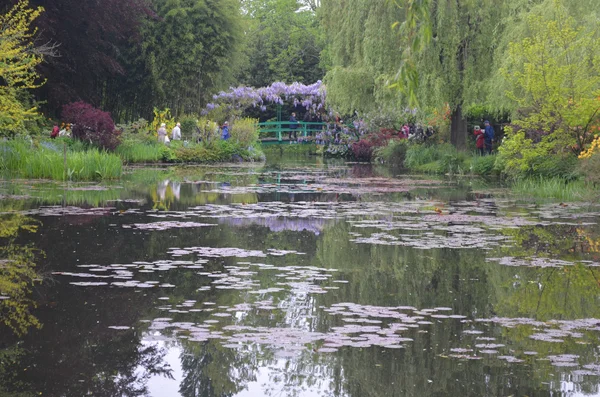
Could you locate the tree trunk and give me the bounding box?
[450,105,467,149]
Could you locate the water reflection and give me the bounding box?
[0,214,42,336]
[1,160,600,396]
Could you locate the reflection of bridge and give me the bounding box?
[259,121,326,144]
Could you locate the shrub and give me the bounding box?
[195,117,220,144]
[579,152,600,185]
[231,118,259,147]
[150,108,175,136]
[404,143,470,175]
[349,128,403,161]
[351,140,374,161]
[469,154,497,175]
[179,115,198,139]
[373,139,408,167]
[116,118,148,135]
[61,102,120,150]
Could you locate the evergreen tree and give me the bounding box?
[239,0,324,88]
[137,0,244,117]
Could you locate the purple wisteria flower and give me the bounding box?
[202,81,326,115]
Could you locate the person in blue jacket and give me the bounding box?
[484,120,495,155]
[221,121,230,140]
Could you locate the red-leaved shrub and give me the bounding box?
[62,102,120,150]
[351,128,402,161]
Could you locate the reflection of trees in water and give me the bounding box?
[179,340,257,397]
[0,214,43,336]
[0,212,173,396]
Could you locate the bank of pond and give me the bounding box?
[1,138,597,202]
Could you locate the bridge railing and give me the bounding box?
[258,121,327,141]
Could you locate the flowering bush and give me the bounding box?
[203,81,326,116]
[579,135,600,159]
[61,102,120,150]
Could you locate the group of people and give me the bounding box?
[474,120,495,155]
[157,122,181,144]
[402,124,435,142]
[50,123,72,139]
[157,121,230,144]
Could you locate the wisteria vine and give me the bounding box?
[202,81,326,115]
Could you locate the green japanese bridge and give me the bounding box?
[258,121,327,144]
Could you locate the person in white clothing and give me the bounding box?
[172,122,182,141]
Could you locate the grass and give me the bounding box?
[116,140,165,163]
[510,177,597,201]
[1,140,122,181]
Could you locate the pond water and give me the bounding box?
[1,157,600,396]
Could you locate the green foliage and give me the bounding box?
[168,140,263,163]
[499,2,600,157]
[138,0,244,115]
[579,152,600,185]
[179,115,198,138]
[194,117,220,144]
[239,0,324,87]
[115,141,164,163]
[262,144,317,157]
[373,139,408,167]
[230,118,259,147]
[321,0,405,115]
[496,130,579,180]
[0,139,122,180]
[468,155,497,176]
[0,0,45,135]
[510,177,595,201]
[116,118,149,135]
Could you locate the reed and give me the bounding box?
[510,177,595,201]
[1,140,122,181]
[115,141,164,163]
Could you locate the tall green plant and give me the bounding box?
[497,1,600,179]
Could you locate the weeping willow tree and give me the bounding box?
[320,0,407,116]
[401,0,509,148]
[322,0,509,146]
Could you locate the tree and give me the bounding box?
[398,0,507,148]
[0,0,45,135]
[137,0,245,117]
[320,0,406,116]
[496,0,600,178]
[26,0,153,116]
[239,0,324,88]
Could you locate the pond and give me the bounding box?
[1,156,600,396]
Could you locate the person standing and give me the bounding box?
[221,121,230,140]
[51,125,59,139]
[157,123,167,144]
[474,126,485,156]
[289,113,298,141]
[484,120,495,155]
[172,122,182,141]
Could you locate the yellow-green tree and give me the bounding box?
[497,1,600,178]
[0,0,45,135]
